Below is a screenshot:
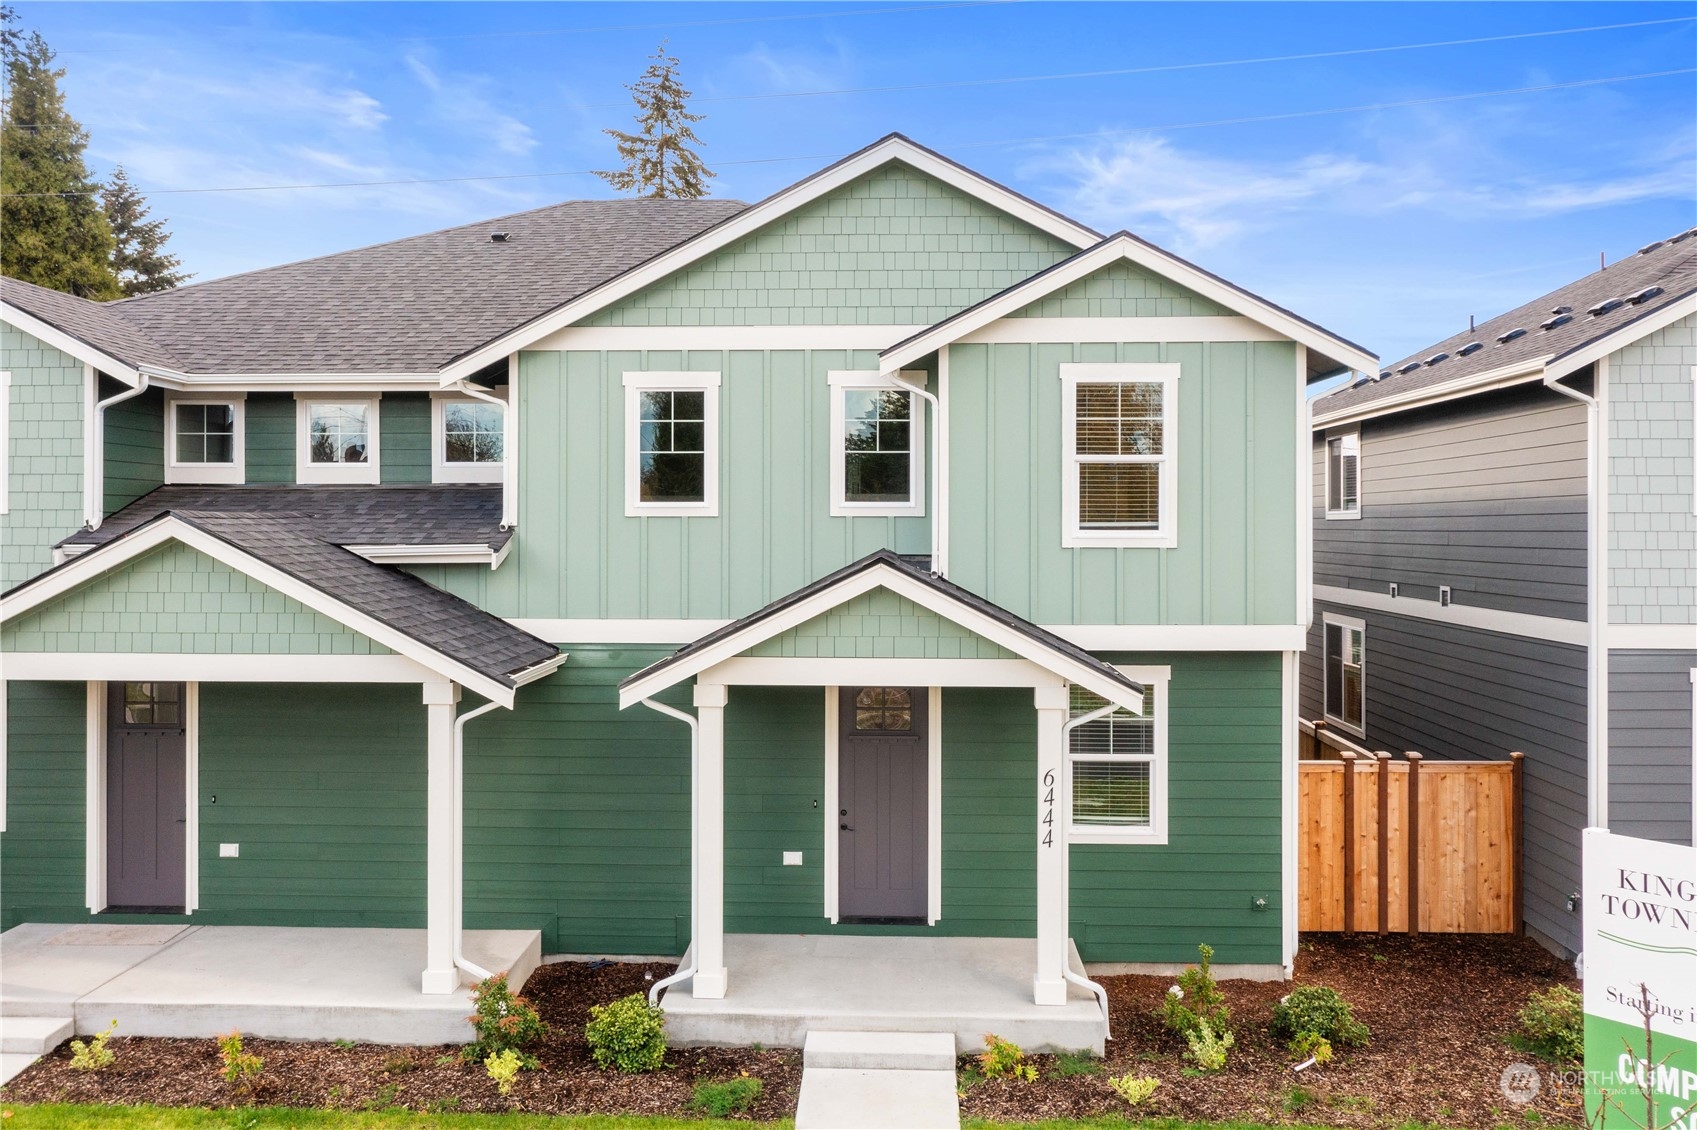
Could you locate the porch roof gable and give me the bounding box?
[617,550,1144,711]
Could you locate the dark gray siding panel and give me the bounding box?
[1608,649,1695,845]
[1313,384,1588,620]
[1300,601,1587,954]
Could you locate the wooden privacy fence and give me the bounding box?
[1297,738,1524,935]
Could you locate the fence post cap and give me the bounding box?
[1374,751,1393,760]
[1508,751,1526,760]
[1405,751,1423,762]
[1340,751,1357,762]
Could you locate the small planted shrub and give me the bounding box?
[464,973,547,1068]
[1108,1073,1160,1107]
[1290,1031,1334,1065]
[1517,985,1584,1062]
[485,1049,524,1097]
[977,1033,1038,1082]
[1050,1049,1104,1077]
[1161,943,1231,1040]
[585,992,667,1073]
[691,1075,764,1117]
[1183,1018,1234,1072]
[68,1019,117,1072]
[1270,985,1370,1049]
[217,1030,263,1088]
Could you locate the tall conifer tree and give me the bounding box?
[103,165,188,295]
[595,43,714,199]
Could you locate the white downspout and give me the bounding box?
[640,697,699,1005]
[455,379,515,531]
[1060,700,1119,1037]
[892,368,945,576]
[1545,367,1608,829]
[452,699,502,981]
[86,371,148,530]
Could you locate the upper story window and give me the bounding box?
[296,396,379,485]
[1326,430,1361,519]
[432,394,505,484]
[623,371,720,517]
[1060,363,1179,548]
[828,370,926,518]
[1322,613,1366,737]
[1066,665,1170,844]
[165,395,245,485]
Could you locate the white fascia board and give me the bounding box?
[0,517,520,706]
[615,562,1146,713]
[1314,584,1587,647]
[1607,624,1697,650]
[0,653,437,683]
[881,235,1377,374]
[436,136,1101,385]
[146,371,442,393]
[1544,292,1697,382]
[1310,360,1550,428]
[345,543,503,567]
[0,302,150,385]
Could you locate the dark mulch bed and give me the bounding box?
[2,934,1582,1126]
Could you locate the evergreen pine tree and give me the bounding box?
[595,43,714,199]
[103,165,188,295]
[0,11,120,299]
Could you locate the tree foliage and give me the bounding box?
[595,42,714,200]
[1,8,121,298]
[103,164,188,295]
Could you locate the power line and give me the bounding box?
[3,67,1691,199]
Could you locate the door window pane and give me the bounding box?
[854,687,913,731]
[308,403,369,464]
[638,390,706,502]
[174,404,236,464]
[843,389,913,504]
[123,682,181,726]
[444,401,503,464]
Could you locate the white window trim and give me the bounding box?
[827,370,927,518]
[164,393,246,485]
[1059,362,1180,549]
[295,395,380,484]
[622,370,720,517]
[1321,612,1367,738]
[431,390,505,485]
[1065,664,1170,845]
[1,369,11,514]
[1324,427,1361,520]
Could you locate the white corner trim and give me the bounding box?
[1314,584,1588,647]
[1297,347,1313,633]
[534,324,930,353]
[828,371,927,518]
[1545,292,1697,382]
[958,316,1283,346]
[1280,650,1299,977]
[1606,625,1697,650]
[1,302,145,386]
[295,395,380,485]
[1060,362,1180,549]
[823,686,839,924]
[163,393,246,485]
[85,681,108,913]
[185,681,200,913]
[1312,359,1549,428]
[927,684,943,925]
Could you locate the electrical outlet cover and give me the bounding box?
[782,851,803,866]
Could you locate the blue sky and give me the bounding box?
[18,1,1697,367]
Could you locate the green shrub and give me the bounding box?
[1183,1019,1233,1072]
[463,973,548,1069]
[977,1033,1038,1082]
[1050,1050,1104,1077]
[1290,1031,1334,1065]
[1161,943,1230,1040]
[585,992,667,1073]
[68,1020,117,1072]
[1518,986,1584,1062]
[1270,985,1370,1049]
[691,1075,763,1116]
[216,1030,263,1088]
[485,1049,523,1097]
[1108,1073,1160,1106]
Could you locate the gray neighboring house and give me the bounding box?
[1300,230,1696,958]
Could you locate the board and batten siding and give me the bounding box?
[1300,602,1587,954]
[1607,649,1696,846]
[948,339,1300,625]
[103,383,163,514]
[1608,311,1696,625]
[2,326,84,589]
[1314,384,1589,620]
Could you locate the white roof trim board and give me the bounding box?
[0,299,144,386]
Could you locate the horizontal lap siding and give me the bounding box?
[1,682,87,928]
[244,393,295,483]
[103,384,162,513]
[379,393,431,485]
[1608,649,1695,845]
[2,327,84,589]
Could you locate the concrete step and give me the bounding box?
[1,1053,41,1087]
[795,1066,960,1129]
[0,1015,73,1055]
[804,1029,957,1071]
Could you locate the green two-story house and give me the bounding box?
[1,136,1373,1029]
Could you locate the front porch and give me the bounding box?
[662,933,1107,1054]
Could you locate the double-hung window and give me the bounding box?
[1325,430,1361,519]
[1066,665,1170,844]
[165,395,244,484]
[624,371,720,516]
[828,370,926,517]
[1060,363,1179,547]
[1322,613,1367,736]
[432,394,505,484]
[296,396,379,484]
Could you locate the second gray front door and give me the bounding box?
[838,687,928,921]
[106,682,188,911]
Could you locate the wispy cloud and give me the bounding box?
[403,54,537,157]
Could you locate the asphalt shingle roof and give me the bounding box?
[1318,228,1697,415]
[0,276,181,371]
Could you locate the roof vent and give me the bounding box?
[1540,313,1573,331]
[1424,352,1450,366]
[1588,297,1624,317]
[1627,285,1664,305]
[1378,370,1392,381]
[490,231,512,243]
[1637,240,1664,255]
[1397,361,1422,375]
[1497,327,1527,343]
[1457,341,1484,356]
[1550,305,1573,315]
[1669,230,1691,245]
[1351,375,1372,389]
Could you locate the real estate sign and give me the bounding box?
[1581,828,1697,1130]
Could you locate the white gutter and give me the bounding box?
[85,369,149,530]
[891,368,946,576]
[640,697,699,1005]
[1060,700,1119,1037]
[455,379,516,530]
[451,699,502,982]
[1544,366,1609,828]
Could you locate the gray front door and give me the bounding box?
[106,682,187,911]
[838,687,928,921]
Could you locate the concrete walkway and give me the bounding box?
[795,1031,960,1129]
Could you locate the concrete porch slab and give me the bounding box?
[662,934,1106,1054]
[1,924,540,1047]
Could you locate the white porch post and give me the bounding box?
[692,681,730,999]
[1033,684,1070,1006]
[422,680,461,995]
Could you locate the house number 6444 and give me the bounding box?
[1041,768,1056,848]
